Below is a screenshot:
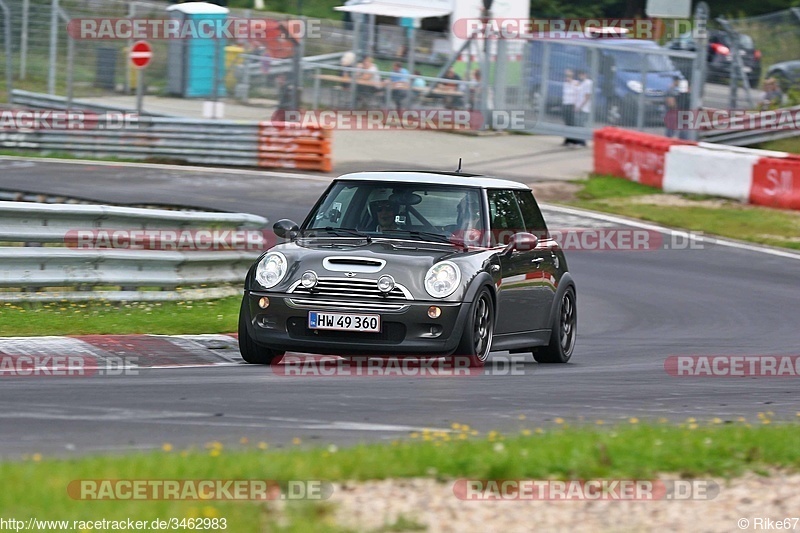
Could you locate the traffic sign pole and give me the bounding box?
[129,41,153,116]
[136,69,144,116]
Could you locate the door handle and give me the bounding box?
[531,258,545,265]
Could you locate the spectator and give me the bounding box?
[665,76,691,140]
[561,69,581,146]
[389,61,410,110]
[437,67,465,109]
[340,51,356,79]
[760,78,784,110]
[574,70,592,146]
[412,70,426,89]
[469,69,482,111]
[356,56,381,107]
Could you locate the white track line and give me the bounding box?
[542,203,800,261]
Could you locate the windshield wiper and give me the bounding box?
[300,227,372,242]
[378,230,467,250]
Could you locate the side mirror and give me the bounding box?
[273,219,300,240]
[505,232,539,254]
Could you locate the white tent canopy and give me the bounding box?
[334,1,452,20]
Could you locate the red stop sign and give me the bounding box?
[130,41,152,69]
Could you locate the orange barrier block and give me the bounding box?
[255,122,333,172]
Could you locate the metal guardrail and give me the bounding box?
[0,201,268,302]
[0,201,267,243]
[11,90,169,117]
[0,97,332,170]
[698,105,800,146]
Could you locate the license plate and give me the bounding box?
[308,312,381,332]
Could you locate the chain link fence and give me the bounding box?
[2,3,799,142]
[506,38,699,140]
[729,8,800,100]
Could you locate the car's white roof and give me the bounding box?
[335,171,530,190]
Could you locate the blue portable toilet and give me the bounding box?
[166,2,228,98]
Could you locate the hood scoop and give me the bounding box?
[322,256,386,273]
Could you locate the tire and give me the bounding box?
[238,296,284,365]
[534,287,577,364]
[453,287,495,368]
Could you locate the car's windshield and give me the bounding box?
[305,180,485,242]
[608,49,676,72]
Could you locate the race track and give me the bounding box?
[0,158,798,458]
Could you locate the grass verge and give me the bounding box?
[0,297,241,337]
[568,175,800,250]
[1,422,798,531]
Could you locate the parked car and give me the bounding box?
[238,171,577,368]
[527,37,686,126]
[665,30,762,86]
[765,60,800,92]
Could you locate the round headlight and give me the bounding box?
[255,252,288,289]
[626,80,644,94]
[424,261,461,299]
[377,275,395,294]
[301,270,318,289]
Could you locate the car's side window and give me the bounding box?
[515,190,549,240]
[487,189,525,246]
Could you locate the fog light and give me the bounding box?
[377,275,395,294]
[301,270,318,289]
[427,306,442,319]
[258,297,270,309]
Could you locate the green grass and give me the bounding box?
[1,422,798,531]
[0,297,241,337]
[0,150,142,163]
[569,175,800,250]
[757,137,800,154]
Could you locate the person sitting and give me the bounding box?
[389,62,410,110]
[436,67,465,108]
[356,56,382,107]
[373,200,400,232]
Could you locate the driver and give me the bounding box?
[374,200,400,232]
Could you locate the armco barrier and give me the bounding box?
[0,201,269,302]
[594,128,696,189]
[594,127,800,211]
[0,115,333,172]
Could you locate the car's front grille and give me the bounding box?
[289,277,412,301]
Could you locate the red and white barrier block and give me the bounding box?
[594,128,800,210]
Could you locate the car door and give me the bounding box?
[487,189,539,335]
[515,190,558,331]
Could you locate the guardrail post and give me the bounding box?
[48,0,59,95]
[20,0,29,81]
[0,0,13,103]
[537,41,551,124]
[312,65,320,110]
[636,52,647,130]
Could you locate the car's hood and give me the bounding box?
[263,238,472,297]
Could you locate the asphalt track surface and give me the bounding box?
[0,158,798,458]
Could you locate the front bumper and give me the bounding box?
[243,290,471,356]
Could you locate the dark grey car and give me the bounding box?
[238,171,577,368]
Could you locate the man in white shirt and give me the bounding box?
[561,69,580,146]
[575,70,593,147]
